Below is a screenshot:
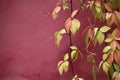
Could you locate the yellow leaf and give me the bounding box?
[64,53,69,61]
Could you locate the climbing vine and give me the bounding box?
[52,0,120,80]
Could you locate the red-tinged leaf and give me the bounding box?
[71,18,81,35]
[116,29,120,37]
[115,73,120,80]
[110,40,117,51]
[115,11,120,20]
[114,53,120,65]
[71,9,79,18]
[116,42,120,49]
[107,53,114,66]
[57,61,64,68]
[82,26,90,36]
[88,28,94,40]
[104,3,112,12]
[52,6,61,19]
[65,18,72,33]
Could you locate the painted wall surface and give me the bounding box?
[0,0,107,80]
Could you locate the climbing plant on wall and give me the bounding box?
[52,0,120,80]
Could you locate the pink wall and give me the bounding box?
[0,0,107,80]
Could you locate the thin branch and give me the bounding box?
[68,0,75,76]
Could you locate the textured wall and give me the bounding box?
[0,0,107,80]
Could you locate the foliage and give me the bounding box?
[52,0,120,80]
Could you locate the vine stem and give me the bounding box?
[69,0,75,76]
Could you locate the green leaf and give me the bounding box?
[64,53,69,61]
[113,63,120,71]
[71,50,78,62]
[95,0,101,13]
[70,46,78,50]
[93,65,99,80]
[100,26,111,33]
[97,31,105,45]
[87,54,95,63]
[85,31,89,46]
[103,46,111,53]
[71,18,81,35]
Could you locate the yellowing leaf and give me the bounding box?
[65,18,72,33]
[100,26,111,33]
[59,29,66,34]
[52,6,61,19]
[54,32,63,47]
[58,61,69,75]
[71,50,78,62]
[95,0,101,13]
[71,9,79,18]
[97,31,105,45]
[62,61,69,73]
[105,38,113,42]
[72,75,84,80]
[94,27,99,36]
[102,54,108,61]
[113,71,119,79]
[71,18,81,35]
[58,63,64,75]
[64,53,69,61]
[70,46,78,50]
[106,13,112,20]
[99,61,104,69]
[103,46,111,53]
[102,62,110,73]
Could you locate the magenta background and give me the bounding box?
[0,0,107,80]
